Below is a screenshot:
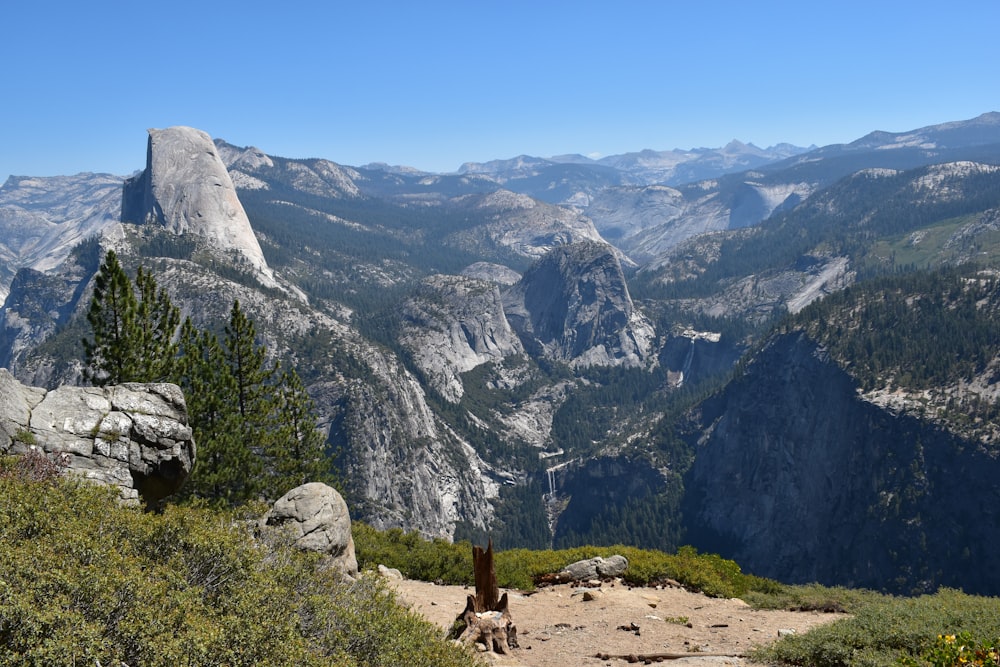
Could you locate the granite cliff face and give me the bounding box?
[122,127,278,288]
[0,368,195,506]
[400,274,524,402]
[327,341,500,539]
[503,241,654,368]
[447,190,609,261]
[0,235,107,386]
[683,332,1000,595]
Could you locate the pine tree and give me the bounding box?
[83,251,182,386]
[133,265,181,382]
[176,317,260,503]
[83,250,140,385]
[269,367,336,495]
[82,258,336,505]
[223,300,275,422]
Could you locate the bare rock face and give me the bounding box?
[0,369,195,506]
[683,332,1000,595]
[449,190,610,261]
[329,340,500,540]
[0,173,124,303]
[558,555,629,582]
[400,274,524,402]
[503,241,655,368]
[259,482,358,577]
[121,126,278,288]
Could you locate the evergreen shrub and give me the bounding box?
[352,524,781,598]
[0,468,480,667]
[753,588,1000,667]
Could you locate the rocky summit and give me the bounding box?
[502,240,655,367]
[121,126,278,288]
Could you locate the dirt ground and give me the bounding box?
[392,577,846,666]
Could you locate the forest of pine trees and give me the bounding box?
[82,250,335,505]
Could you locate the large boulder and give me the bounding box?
[260,482,359,577]
[0,369,195,506]
[558,555,629,582]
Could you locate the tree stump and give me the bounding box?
[450,540,518,653]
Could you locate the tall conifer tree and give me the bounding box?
[83,256,335,504]
[133,265,181,382]
[269,367,335,495]
[83,251,181,386]
[224,300,275,416]
[83,250,139,385]
[176,317,260,502]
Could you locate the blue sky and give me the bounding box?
[3,1,999,181]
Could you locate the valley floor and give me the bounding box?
[391,578,846,666]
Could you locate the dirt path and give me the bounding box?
[392,578,846,666]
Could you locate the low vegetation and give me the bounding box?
[356,522,790,598]
[0,455,481,667]
[753,588,1000,667]
[5,452,999,667]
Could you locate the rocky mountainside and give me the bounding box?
[122,126,280,290]
[400,274,523,403]
[683,329,1000,595]
[4,114,1000,594]
[502,241,654,367]
[456,140,810,196]
[0,173,123,302]
[588,112,1000,261]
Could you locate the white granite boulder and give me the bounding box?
[260,482,359,576]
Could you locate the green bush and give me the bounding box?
[901,632,1000,667]
[352,524,780,598]
[352,523,474,584]
[743,581,883,613]
[752,588,1000,667]
[0,472,482,667]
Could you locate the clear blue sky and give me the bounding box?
[3,1,999,181]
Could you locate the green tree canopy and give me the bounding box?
[82,251,181,385]
[82,249,139,385]
[82,251,336,505]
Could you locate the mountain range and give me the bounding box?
[3,111,1000,595]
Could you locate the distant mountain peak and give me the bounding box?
[122,126,279,288]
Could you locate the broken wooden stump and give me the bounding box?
[449,540,518,653]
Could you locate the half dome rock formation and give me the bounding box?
[0,369,195,507]
[121,126,278,288]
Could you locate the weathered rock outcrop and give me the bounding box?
[0,369,195,506]
[448,190,610,261]
[557,555,629,582]
[121,126,278,288]
[683,332,1000,595]
[400,274,524,402]
[503,241,655,368]
[260,482,358,576]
